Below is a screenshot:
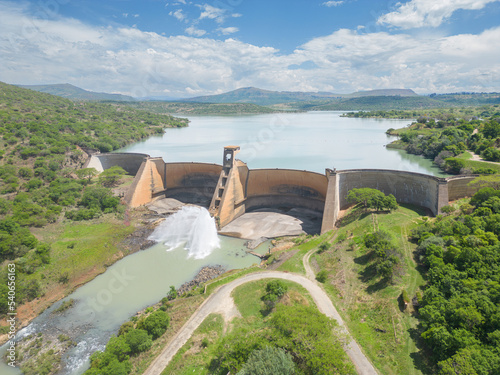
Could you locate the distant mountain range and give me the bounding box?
[14,83,500,111]
[18,83,135,102]
[184,87,418,106]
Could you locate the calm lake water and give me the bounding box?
[119,111,447,176]
[0,111,447,375]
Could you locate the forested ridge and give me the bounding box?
[412,189,500,374]
[0,81,187,314]
[376,105,500,174]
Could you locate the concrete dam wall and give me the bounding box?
[165,163,222,207]
[245,169,328,213]
[84,153,149,175]
[89,147,484,234]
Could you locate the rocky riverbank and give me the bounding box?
[177,265,226,295]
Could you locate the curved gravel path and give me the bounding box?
[143,271,377,375]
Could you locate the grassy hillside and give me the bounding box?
[125,101,281,115]
[19,83,136,102]
[303,95,447,111]
[381,104,500,174]
[0,81,186,325]
[342,105,498,120]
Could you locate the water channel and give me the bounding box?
[0,111,447,375]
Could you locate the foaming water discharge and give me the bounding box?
[149,206,220,259]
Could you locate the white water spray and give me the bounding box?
[149,206,220,259]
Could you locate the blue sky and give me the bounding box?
[1,0,500,97]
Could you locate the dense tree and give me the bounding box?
[75,168,98,184]
[98,166,127,187]
[124,329,152,354]
[211,304,354,375]
[411,188,500,374]
[364,230,401,282]
[138,310,170,340]
[347,188,398,211]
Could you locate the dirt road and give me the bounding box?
[143,271,377,375]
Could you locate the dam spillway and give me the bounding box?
[85,146,480,236]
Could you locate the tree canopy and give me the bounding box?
[347,188,398,211]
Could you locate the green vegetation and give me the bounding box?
[0,81,187,317]
[409,187,500,374]
[85,309,170,375]
[162,279,354,375]
[306,95,447,111]
[312,204,427,374]
[236,346,296,375]
[343,105,498,120]
[382,105,500,174]
[137,310,170,340]
[364,230,401,282]
[347,188,398,211]
[20,83,135,102]
[125,101,280,115]
[53,299,74,313]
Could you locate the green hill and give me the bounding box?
[184,87,342,105]
[0,80,186,228]
[125,101,281,115]
[184,87,418,106]
[303,95,446,111]
[18,83,136,102]
[0,80,188,319]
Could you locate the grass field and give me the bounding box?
[160,279,317,375]
[312,204,429,375]
[452,152,500,172]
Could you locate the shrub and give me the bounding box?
[317,242,331,254]
[138,310,170,340]
[167,285,177,301]
[236,346,296,375]
[124,329,152,354]
[265,280,288,299]
[316,270,328,283]
[201,338,210,348]
[440,205,455,214]
[118,321,134,337]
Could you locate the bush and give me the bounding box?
[316,270,328,283]
[167,285,177,301]
[138,310,170,340]
[118,321,134,337]
[99,166,127,187]
[265,280,288,299]
[124,329,152,354]
[347,188,398,211]
[440,205,455,214]
[317,242,331,254]
[65,208,99,221]
[236,346,296,375]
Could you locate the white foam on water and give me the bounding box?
[148,206,220,259]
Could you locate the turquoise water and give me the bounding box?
[119,111,447,176]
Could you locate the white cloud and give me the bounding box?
[185,25,206,36]
[217,27,238,35]
[0,1,499,97]
[170,9,186,22]
[198,4,226,24]
[323,1,344,7]
[378,0,500,29]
